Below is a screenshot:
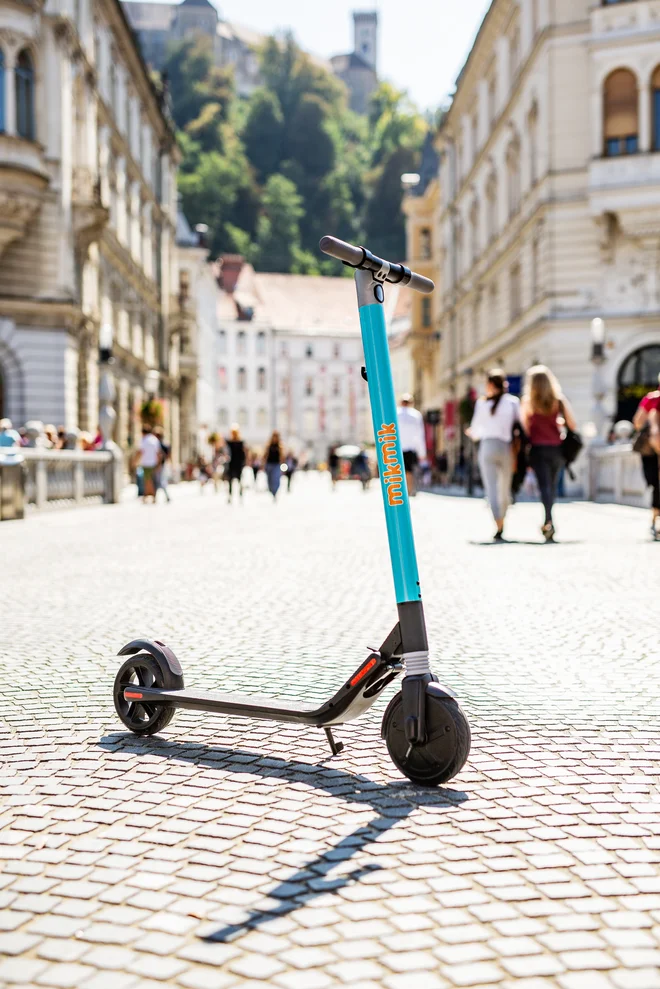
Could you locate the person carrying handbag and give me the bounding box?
[468,370,520,541]
[633,378,660,539]
[520,365,578,542]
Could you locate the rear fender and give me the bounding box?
[118,639,183,678]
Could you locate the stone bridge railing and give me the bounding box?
[20,447,124,510]
[586,443,649,509]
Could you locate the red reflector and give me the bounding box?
[350,657,377,687]
[125,691,143,699]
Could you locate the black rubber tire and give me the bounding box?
[383,691,471,786]
[113,653,183,736]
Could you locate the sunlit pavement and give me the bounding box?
[1,474,660,989]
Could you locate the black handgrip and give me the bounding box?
[319,235,434,295]
[319,235,364,267]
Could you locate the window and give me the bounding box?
[281,376,288,396]
[652,66,660,151]
[420,227,432,260]
[218,366,227,391]
[486,174,497,243]
[218,408,228,426]
[0,50,4,133]
[421,297,432,328]
[473,297,480,350]
[333,342,341,359]
[238,407,248,426]
[332,376,341,397]
[218,330,227,354]
[529,104,538,186]
[237,330,247,355]
[507,140,521,218]
[469,201,479,264]
[532,231,540,302]
[305,377,314,397]
[305,345,313,358]
[471,112,479,160]
[510,264,522,321]
[237,366,247,391]
[488,75,497,126]
[257,408,268,428]
[510,26,521,82]
[280,342,288,357]
[489,281,498,336]
[109,61,116,112]
[603,69,638,156]
[455,221,464,282]
[256,330,266,355]
[257,367,266,391]
[16,50,35,140]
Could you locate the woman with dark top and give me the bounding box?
[264,431,283,500]
[520,365,577,542]
[633,375,660,539]
[226,425,246,503]
[328,447,340,489]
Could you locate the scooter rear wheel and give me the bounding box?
[383,692,471,787]
[113,653,182,736]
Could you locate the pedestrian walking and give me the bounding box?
[138,424,162,503]
[520,365,577,542]
[633,375,660,539]
[153,427,171,503]
[226,425,246,503]
[468,370,520,541]
[264,431,283,500]
[397,393,426,497]
[285,452,297,493]
[251,452,261,485]
[328,446,340,489]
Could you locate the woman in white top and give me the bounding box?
[468,370,521,541]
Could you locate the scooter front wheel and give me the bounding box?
[383,691,471,787]
[113,653,183,736]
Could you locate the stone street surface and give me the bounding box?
[2,474,660,989]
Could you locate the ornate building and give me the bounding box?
[406,0,660,464]
[0,0,183,461]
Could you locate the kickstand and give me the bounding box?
[324,727,344,756]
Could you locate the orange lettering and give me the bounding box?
[381,441,397,464]
[388,482,404,506]
[378,423,396,441]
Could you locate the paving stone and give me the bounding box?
[3,486,660,989]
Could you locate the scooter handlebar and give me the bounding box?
[319,235,434,295]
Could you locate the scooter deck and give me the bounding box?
[124,686,326,725]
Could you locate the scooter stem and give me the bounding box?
[355,268,430,674]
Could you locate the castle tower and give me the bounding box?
[353,10,377,71]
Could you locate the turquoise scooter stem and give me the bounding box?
[357,271,422,607]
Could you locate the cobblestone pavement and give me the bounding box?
[2,475,660,989]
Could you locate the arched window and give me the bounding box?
[652,66,660,151]
[603,69,638,157]
[15,50,35,140]
[0,50,5,134]
[469,200,479,264]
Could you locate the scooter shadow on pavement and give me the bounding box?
[98,733,469,943]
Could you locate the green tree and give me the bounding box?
[163,36,215,130]
[243,89,284,182]
[288,94,336,178]
[251,174,305,273]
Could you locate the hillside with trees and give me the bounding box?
[164,33,427,274]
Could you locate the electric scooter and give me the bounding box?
[112,236,471,786]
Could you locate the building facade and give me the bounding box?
[123,0,263,98]
[0,0,181,460]
[214,260,387,461]
[406,0,660,466]
[330,11,379,116]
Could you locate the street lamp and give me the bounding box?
[144,369,160,397]
[590,317,608,444]
[98,323,116,450]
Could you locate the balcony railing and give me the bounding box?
[593,0,660,34]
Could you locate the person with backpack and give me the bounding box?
[468,370,520,541]
[520,365,578,542]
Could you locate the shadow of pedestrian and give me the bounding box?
[98,734,469,943]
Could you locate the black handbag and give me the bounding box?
[559,401,583,479]
[632,425,653,457]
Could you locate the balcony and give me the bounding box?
[592,0,660,36]
[72,166,109,260]
[589,152,660,235]
[0,134,49,257]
